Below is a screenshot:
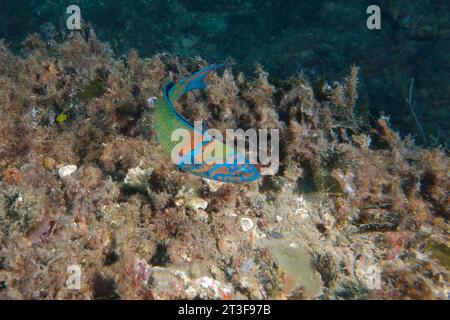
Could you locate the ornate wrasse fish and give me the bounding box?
[154,64,261,183]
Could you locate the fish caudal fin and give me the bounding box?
[182,64,225,93]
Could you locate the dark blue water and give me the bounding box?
[0,0,448,146]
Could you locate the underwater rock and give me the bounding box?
[124,165,153,191]
[195,209,209,223]
[217,235,239,256]
[426,240,450,271]
[268,241,322,298]
[58,165,77,178]
[150,266,232,299]
[25,215,57,246]
[0,191,44,235]
[203,178,224,192]
[188,198,208,212]
[175,186,208,212]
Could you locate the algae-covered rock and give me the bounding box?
[203,178,224,193]
[426,240,450,270]
[58,164,77,178]
[0,191,44,234]
[268,241,322,298]
[77,69,107,102]
[124,165,153,191]
[175,185,208,212]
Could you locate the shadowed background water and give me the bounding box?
[0,0,448,146]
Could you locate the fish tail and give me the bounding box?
[181,64,225,93]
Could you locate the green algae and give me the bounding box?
[77,78,106,101]
[77,68,108,102]
[426,240,450,270]
[313,169,343,194]
[56,112,68,124]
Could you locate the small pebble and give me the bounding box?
[419,225,433,237]
[58,165,77,178]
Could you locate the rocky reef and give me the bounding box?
[0,28,448,299]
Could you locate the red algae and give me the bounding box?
[2,167,22,185]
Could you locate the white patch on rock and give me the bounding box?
[241,217,254,232]
[124,166,153,189]
[189,198,208,211]
[58,165,77,178]
[203,178,224,192]
[337,170,356,197]
[175,186,208,212]
[147,96,158,108]
[294,196,309,216]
